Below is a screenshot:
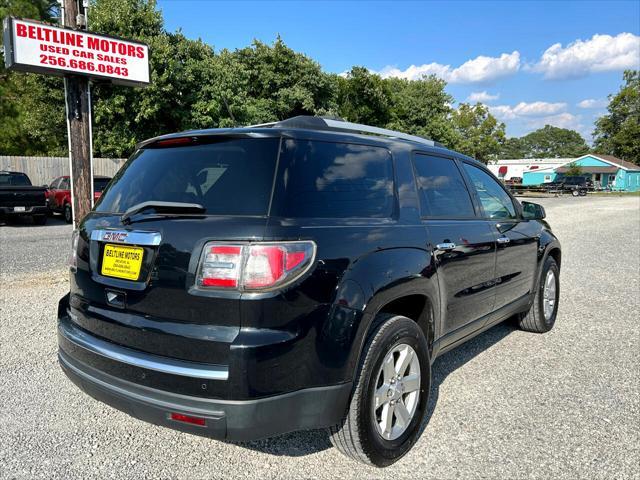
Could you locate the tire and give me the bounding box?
[329,314,430,467]
[579,189,587,196]
[571,189,579,197]
[33,215,47,226]
[518,256,559,333]
[63,204,72,224]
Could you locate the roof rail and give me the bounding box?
[246,116,440,147]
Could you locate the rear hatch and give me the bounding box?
[70,135,280,364]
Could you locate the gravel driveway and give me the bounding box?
[1,196,639,479]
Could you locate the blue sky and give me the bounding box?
[158,0,640,140]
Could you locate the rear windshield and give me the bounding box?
[95,138,280,216]
[271,139,394,218]
[0,173,31,186]
[93,178,110,192]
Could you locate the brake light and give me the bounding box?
[197,241,316,291]
[69,229,79,271]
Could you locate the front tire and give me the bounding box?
[518,256,559,333]
[329,314,430,467]
[571,189,579,197]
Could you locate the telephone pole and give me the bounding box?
[62,0,93,227]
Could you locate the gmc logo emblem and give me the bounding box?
[103,232,128,242]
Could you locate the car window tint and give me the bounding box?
[95,138,279,216]
[412,154,475,218]
[50,178,61,189]
[273,139,394,218]
[463,163,516,219]
[60,178,70,190]
[0,173,31,186]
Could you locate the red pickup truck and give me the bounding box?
[46,175,111,223]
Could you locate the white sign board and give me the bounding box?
[3,17,150,87]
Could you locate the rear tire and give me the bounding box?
[518,256,559,333]
[64,204,72,224]
[329,314,430,467]
[571,189,579,197]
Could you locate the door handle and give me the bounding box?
[436,242,456,251]
[496,236,510,244]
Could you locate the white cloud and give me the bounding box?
[490,101,567,120]
[577,98,608,109]
[374,51,520,84]
[532,33,640,79]
[467,91,500,103]
[524,113,583,131]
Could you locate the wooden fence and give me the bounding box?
[0,156,126,186]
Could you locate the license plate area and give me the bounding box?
[101,244,144,281]
[14,206,26,212]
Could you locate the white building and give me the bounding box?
[487,158,571,182]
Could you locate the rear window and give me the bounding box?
[93,178,110,192]
[95,138,280,216]
[0,173,31,186]
[272,139,394,218]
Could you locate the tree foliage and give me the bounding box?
[451,103,506,162]
[564,162,583,177]
[593,70,640,165]
[499,125,589,159]
[0,0,599,165]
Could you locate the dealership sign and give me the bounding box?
[3,17,150,87]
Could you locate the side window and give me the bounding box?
[463,163,517,220]
[412,154,475,218]
[273,140,394,218]
[60,178,70,190]
[50,178,61,189]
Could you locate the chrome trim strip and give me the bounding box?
[59,317,228,381]
[90,229,162,246]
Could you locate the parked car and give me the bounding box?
[545,176,589,196]
[57,116,561,467]
[46,175,111,223]
[0,170,48,225]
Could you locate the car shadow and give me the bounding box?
[234,320,517,457]
[0,214,68,227]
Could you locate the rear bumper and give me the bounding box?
[57,317,352,441]
[0,206,48,215]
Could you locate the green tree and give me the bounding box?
[499,137,525,159]
[337,67,392,126]
[515,125,589,159]
[385,75,457,147]
[0,0,63,155]
[564,162,583,177]
[593,70,640,165]
[451,103,506,163]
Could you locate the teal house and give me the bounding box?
[522,154,640,191]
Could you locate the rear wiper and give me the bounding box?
[121,201,206,225]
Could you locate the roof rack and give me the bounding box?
[245,116,440,147]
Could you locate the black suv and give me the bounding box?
[58,116,561,467]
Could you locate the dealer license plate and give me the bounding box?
[13,206,26,212]
[101,244,144,281]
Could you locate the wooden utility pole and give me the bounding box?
[62,0,92,227]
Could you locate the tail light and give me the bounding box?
[196,241,316,291]
[69,229,79,271]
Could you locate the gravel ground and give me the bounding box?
[1,195,639,479]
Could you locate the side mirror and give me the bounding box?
[522,201,546,220]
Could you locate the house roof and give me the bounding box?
[591,154,640,171]
[555,166,618,174]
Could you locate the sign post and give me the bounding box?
[63,0,91,227]
[3,7,150,227]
